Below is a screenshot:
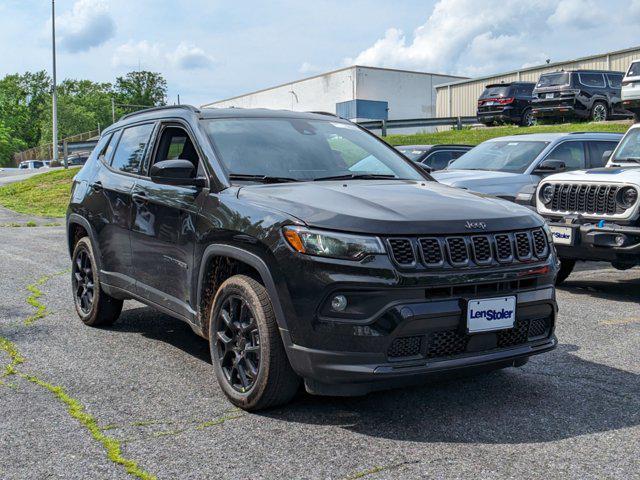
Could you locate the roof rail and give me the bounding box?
[567,131,618,135]
[119,104,200,121]
[307,111,340,118]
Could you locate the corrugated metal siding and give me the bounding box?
[436,47,640,117]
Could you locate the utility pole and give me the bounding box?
[111,97,116,123]
[51,0,62,167]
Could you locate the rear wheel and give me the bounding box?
[71,237,123,326]
[521,108,535,127]
[209,275,299,411]
[556,258,576,285]
[591,101,608,122]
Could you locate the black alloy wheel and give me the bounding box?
[591,102,608,122]
[73,248,95,315]
[215,294,261,393]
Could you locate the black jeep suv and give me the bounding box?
[477,82,536,127]
[66,106,558,410]
[532,69,627,122]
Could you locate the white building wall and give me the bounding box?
[355,68,462,119]
[202,68,356,113]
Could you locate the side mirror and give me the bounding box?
[417,163,433,174]
[533,159,566,174]
[150,159,205,187]
[601,150,612,163]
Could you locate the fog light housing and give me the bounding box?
[615,235,626,246]
[331,295,348,312]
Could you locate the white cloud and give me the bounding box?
[167,42,214,70]
[299,62,322,74]
[111,40,161,69]
[111,40,213,71]
[345,0,634,77]
[55,0,115,53]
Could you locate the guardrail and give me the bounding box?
[358,116,478,136]
[12,129,100,164]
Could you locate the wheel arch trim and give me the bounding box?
[66,213,103,272]
[197,244,290,332]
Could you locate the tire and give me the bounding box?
[71,237,123,326]
[555,258,576,285]
[520,108,535,127]
[591,101,609,122]
[209,274,299,411]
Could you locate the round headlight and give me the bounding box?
[540,184,555,205]
[617,187,638,208]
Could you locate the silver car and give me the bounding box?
[432,132,622,202]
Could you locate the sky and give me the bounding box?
[1,0,639,106]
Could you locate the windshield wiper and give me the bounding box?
[228,173,300,184]
[313,173,400,181]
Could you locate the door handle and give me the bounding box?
[89,181,103,192]
[132,192,148,205]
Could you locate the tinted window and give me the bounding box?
[516,85,533,96]
[607,74,622,88]
[547,142,586,170]
[152,126,199,174]
[626,61,640,78]
[588,141,619,167]
[480,86,510,99]
[204,118,424,181]
[578,73,605,88]
[94,133,113,163]
[448,141,548,174]
[537,73,570,88]
[424,151,453,170]
[110,124,154,173]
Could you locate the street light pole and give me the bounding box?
[51,0,62,167]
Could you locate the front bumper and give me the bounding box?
[546,219,640,263]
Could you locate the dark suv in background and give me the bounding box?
[395,144,473,171]
[532,69,627,122]
[477,82,536,127]
[66,106,558,411]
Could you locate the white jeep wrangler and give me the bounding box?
[536,123,640,283]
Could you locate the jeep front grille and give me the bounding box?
[548,183,622,215]
[387,228,548,269]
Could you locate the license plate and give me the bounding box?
[485,101,497,106]
[545,93,554,99]
[549,225,574,245]
[467,296,516,333]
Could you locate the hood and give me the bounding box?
[237,180,541,235]
[433,169,526,187]
[541,167,640,185]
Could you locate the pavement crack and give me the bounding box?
[0,271,158,480]
[344,460,419,480]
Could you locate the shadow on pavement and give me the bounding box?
[113,307,639,445]
[559,272,640,304]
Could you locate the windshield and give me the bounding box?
[627,61,640,78]
[397,147,429,161]
[447,141,549,174]
[480,86,510,98]
[611,128,640,164]
[203,118,424,182]
[537,72,570,88]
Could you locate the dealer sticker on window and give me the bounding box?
[467,296,516,333]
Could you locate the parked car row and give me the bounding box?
[477,60,640,126]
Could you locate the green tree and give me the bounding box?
[0,120,27,167]
[115,71,167,107]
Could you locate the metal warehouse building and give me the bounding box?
[202,66,465,121]
[436,45,640,118]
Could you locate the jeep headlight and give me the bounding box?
[283,226,384,260]
[540,184,555,205]
[617,186,638,208]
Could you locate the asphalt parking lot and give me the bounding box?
[1,224,639,480]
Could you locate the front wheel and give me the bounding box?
[556,258,576,285]
[209,275,299,411]
[71,237,123,326]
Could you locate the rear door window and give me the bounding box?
[578,73,605,88]
[547,141,586,170]
[110,123,154,174]
[587,141,619,167]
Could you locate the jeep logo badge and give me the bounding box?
[465,221,487,230]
